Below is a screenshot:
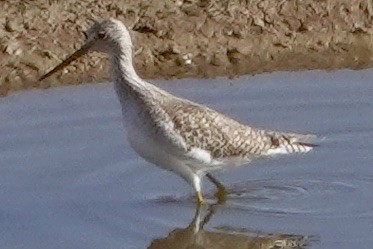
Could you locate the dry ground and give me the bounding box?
[0,0,372,96]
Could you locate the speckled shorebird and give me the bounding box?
[40,19,316,204]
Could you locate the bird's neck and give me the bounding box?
[109,47,163,113]
[109,47,146,99]
[109,46,139,84]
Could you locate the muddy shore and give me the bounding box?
[0,0,372,96]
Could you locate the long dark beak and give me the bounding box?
[39,41,93,81]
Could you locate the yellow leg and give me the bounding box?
[196,191,204,204]
[206,173,227,204]
[215,187,227,204]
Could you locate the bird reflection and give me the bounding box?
[148,204,309,249]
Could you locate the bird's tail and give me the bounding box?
[266,132,317,155]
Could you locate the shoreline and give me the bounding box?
[1,0,372,96]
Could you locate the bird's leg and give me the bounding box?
[191,174,204,205]
[206,173,227,204]
[196,191,204,205]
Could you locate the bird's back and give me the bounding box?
[151,95,316,170]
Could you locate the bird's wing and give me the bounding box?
[160,100,316,166]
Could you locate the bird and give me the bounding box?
[40,19,316,204]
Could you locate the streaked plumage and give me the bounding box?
[40,19,316,204]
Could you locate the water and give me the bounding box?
[0,69,372,249]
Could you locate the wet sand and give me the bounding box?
[1,0,372,96]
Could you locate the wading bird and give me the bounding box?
[40,19,316,204]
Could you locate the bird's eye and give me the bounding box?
[98,32,106,39]
[82,31,88,39]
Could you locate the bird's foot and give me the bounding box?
[195,191,204,205]
[215,186,228,204]
[206,173,228,204]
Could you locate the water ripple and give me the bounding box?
[223,178,373,218]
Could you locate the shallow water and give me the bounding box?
[1,69,372,249]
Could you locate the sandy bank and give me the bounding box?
[0,0,372,96]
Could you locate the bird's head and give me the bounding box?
[40,19,132,81]
[84,19,132,53]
